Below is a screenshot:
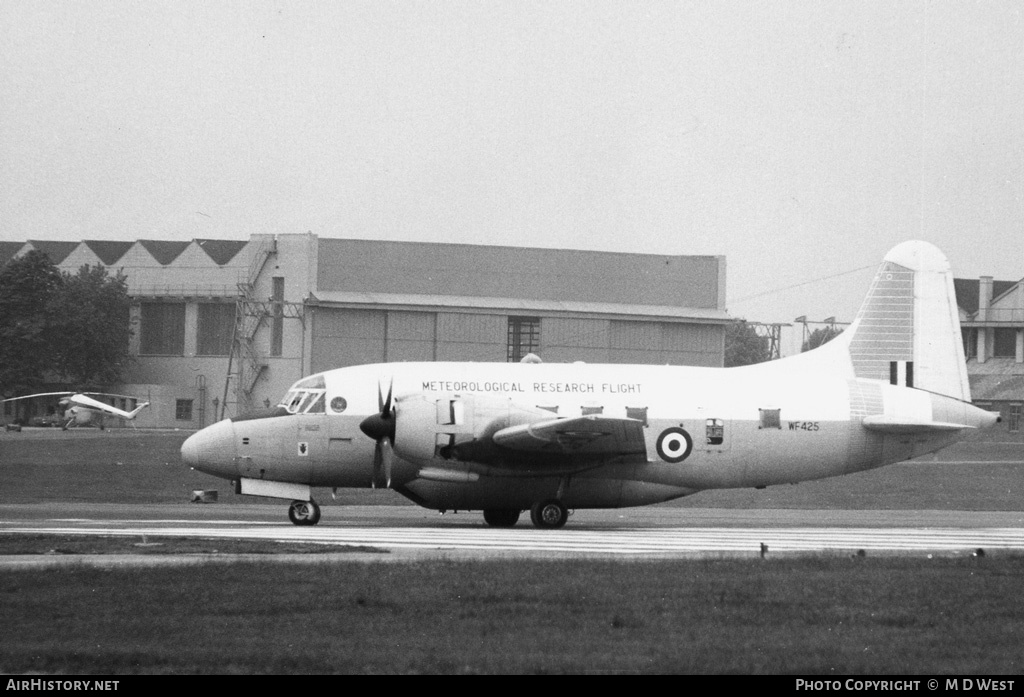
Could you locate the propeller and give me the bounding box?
[359,378,396,488]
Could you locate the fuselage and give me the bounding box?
[181,359,995,511]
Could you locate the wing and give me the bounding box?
[491,415,648,461]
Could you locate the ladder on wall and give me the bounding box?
[221,239,275,419]
[220,238,306,419]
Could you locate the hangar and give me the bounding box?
[2,234,729,428]
[957,275,1024,437]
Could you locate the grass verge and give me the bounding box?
[0,534,384,556]
[1,555,1022,674]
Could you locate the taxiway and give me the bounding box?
[2,503,1023,565]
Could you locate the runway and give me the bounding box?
[2,503,1024,564]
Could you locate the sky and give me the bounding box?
[2,1,1022,343]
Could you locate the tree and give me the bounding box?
[0,251,64,395]
[725,321,771,367]
[0,256,133,396]
[50,265,132,386]
[802,326,843,352]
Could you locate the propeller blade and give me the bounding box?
[366,375,398,489]
[371,439,395,489]
[372,441,384,489]
[377,376,394,416]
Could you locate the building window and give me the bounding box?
[962,328,977,359]
[271,277,284,357]
[175,399,193,421]
[993,328,1017,358]
[1010,404,1021,433]
[197,303,235,356]
[508,316,540,362]
[140,302,185,355]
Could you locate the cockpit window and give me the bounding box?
[294,375,326,390]
[279,375,327,414]
[305,392,325,413]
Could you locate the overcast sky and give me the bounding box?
[2,1,1021,331]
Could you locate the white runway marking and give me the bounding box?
[4,521,1024,557]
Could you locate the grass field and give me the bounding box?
[1,429,1023,674]
[1,428,1022,510]
[2,555,1023,674]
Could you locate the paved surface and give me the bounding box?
[2,503,1023,566]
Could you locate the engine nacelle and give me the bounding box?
[392,393,553,464]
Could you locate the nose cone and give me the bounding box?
[359,412,395,442]
[181,419,238,479]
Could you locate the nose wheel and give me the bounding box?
[288,499,321,526]
[530,499,568,529]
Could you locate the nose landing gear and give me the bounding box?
[288,499,321,526]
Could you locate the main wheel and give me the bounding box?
[288,499,321,526]
[529,499,568,529]
[483,509,521,527]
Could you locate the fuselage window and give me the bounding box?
[706,418,724,445]
[759,408,781,429]
[626,406,648,426]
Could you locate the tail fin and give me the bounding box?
[845,240,970,401]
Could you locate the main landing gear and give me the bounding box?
[482,509,521,527]
[482,500,568,529]
[288,499,321,526]
[530,499,568,529]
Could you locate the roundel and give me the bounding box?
[656,427,693,463]
[330,396,348,413]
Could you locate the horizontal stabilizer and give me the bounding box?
[861,414,973,434]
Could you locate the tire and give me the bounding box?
[483,509,521,527]
[529,499,568,529]
[288,499,321,526]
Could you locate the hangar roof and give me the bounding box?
[307,290,731,324]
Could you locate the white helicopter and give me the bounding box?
[3,392,149,430]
